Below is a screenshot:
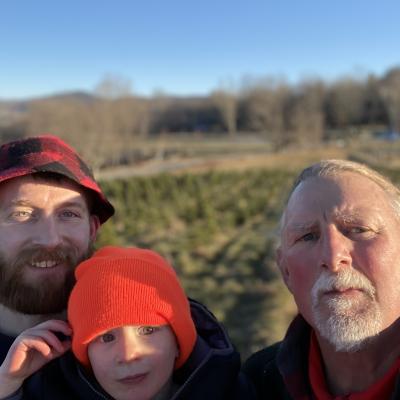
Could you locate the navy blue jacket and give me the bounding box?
[0,332,14,364]
[3,300,256,399]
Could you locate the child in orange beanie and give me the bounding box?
[68,245,196,400]
[0,246,254,400]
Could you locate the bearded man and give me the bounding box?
[243,159,400,399]
[0,135,114,363]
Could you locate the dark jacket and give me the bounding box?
[0,332,16,364]
[242,315,312,400]
[242,315,400,400]
[7,300,256,399]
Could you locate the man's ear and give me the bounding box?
[276,246,292,293]
[89,215,101,242]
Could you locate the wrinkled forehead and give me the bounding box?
[287,176,345,215]
[282,174,394,230]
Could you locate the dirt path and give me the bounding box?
[97,146,348,180]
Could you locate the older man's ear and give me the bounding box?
[276,246,292,293]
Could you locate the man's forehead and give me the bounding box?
[288,173,387,204]
[285,177,337,216]
[0,174,89,204]
[0,173,82,189]
[283,174,393,226]
[285,208,380,230]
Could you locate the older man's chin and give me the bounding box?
[313,305,383,353]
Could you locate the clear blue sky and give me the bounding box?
[1,0,399,99]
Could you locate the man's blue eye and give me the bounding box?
[12,211,31,218]
[62,211,78,218]
[300,233,317,242]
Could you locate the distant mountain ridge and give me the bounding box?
[0,90,97,108]
[0,91,98,127]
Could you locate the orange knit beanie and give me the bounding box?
[68,246,197,369]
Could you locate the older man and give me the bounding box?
[0,135,114,363]
[243,159,400,399]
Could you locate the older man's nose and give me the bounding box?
[319,226,352,273]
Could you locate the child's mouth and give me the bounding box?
[118,373,148,385]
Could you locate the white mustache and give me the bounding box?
[312,268,376,303]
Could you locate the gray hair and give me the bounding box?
[279,159,400,235]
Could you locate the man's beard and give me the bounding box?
[311,268,382,352]
[0,243,94,315]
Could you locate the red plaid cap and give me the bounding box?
[0,135,114,224]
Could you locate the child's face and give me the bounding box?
[88,325,179,400]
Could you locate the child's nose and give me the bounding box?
[115,335,143,363]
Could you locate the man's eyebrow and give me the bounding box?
[56,200,87,210]
[9,199,32,207]
[8,199,87,210]
[336,214,361,223]
[286,221,317,232]
[333,209,373,222]
[55,199,89,212]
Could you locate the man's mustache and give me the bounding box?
[312,268,376,303]
[11,245,79,269]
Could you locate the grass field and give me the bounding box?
[95,137,400,358]
[97,135,400,179]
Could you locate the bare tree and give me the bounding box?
[361,75,387,125]
[212,89,237,136]
[240,77,290,148]
[287,80,325,144]
[379,68,400,132]
[94,74,133,99]
[25,93,150,171]
[325,78,366,128]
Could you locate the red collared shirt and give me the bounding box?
[309,332,400,400]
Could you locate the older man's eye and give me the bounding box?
[137,326,158,336]
[351,225,375,234]
[298,232,318,242]
[350,227,365,233]
[348,226,377,238]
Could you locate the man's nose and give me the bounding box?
[319,226,352,272]
[31,216,63,248]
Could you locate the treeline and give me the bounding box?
[2,67,400,167]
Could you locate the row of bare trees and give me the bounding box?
[2,67,400,166]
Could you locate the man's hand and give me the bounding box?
[0,319,71,398]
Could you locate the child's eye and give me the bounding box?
[100,333,115,343]
[137,326,158,336]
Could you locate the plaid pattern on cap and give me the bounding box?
[0,135,114,224]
